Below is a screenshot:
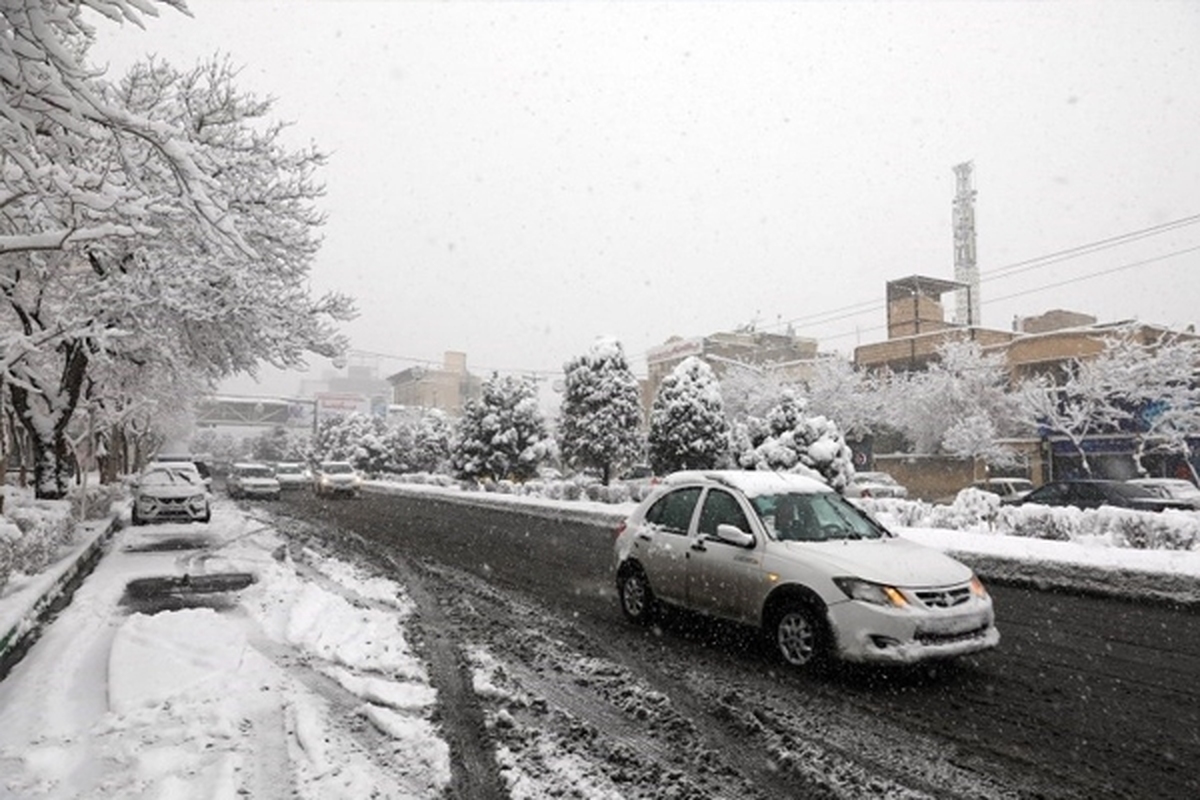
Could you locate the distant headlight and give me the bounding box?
[833,577,909,608]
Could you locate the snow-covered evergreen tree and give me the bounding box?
[648,357,728,474]
[557,337,644,484]
[452,375,552,482]
[314,413,390,473]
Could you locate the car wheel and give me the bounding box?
[772,603,828,669]
[618,565,656,624]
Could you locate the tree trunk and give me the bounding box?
[7,340,90,500]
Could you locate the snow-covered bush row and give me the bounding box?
[0,483,125,592]
[857,489,1200,551]
[0,494,77,593]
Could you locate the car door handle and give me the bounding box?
[690,540,707,552]
[636,533,652,542]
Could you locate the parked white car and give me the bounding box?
[131,464,211,525]
[614,470,998,669]
[1126,478,1200,510]
[843,471,909,499]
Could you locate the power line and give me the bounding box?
[815,243,1200,345]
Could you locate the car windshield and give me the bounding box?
[141,468,198,486]
[275,464,302,475]
[751,492,887,542]
[238,467,274,479]
[322,463,354,474]
[854,472,896,485]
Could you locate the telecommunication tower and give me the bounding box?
[952,162,980,326]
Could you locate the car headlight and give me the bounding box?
[969,574,989,598]
[833,577,909,608]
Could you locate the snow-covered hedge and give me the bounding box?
[0,494,75,593]
[0,483,122,593]
[858,489,1200,552]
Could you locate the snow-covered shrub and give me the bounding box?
[731,391,855,490]
[1,496,76,583]
[69,483,126,521]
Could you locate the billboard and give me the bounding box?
[315,392,370,420]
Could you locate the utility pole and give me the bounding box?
[952,161,981,326]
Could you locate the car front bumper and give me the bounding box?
[135,495,209,523]
[827,597,999,664]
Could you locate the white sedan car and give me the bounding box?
[131,465,211,525]
[843,470,909,499]
[614,470,998,669]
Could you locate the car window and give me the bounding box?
[322,463,354,474]
[696,489,751,539]
[1074,483,1107,503]
[142,468,197,486]
[239,466,274,479]
[644,487,701,535]
[1029,482,1066,503]
[753,492,885,541]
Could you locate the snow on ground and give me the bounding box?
[1,481,1199,798]
[0,499,450,799]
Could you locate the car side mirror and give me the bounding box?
[715,523,755,548]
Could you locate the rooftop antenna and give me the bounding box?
[952,162,980,326]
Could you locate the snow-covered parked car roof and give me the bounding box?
[661,469,831,497]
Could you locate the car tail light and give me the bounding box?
[861,489,872,498]
[613,521,627,539]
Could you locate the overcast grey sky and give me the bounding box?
[89,1,1200,396]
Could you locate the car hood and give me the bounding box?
[138,485,203,501]
[775,536,973,587]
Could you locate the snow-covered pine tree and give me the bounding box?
[452,375,552,483]
[558,337,644,484]
[648,357,728,474]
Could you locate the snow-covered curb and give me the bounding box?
[363,480,1200,606]
[0,517,118,669]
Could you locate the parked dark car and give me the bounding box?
[1016,479,1195,512]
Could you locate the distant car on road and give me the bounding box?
[272,462,312,491]
[1017,479,1194,512]
[131,464,211,525]
[1126,478,1200,510]
[313,461,362,498]
[843,471,908,499]
[614,470,998,670]
[226,462,282,500]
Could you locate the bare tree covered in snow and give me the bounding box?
[1,3,353,496]
[888,339,1023,461]
[1016,341,1134,478]
[1018,326,1200,478]
[557,337,643,485]
[803,355,887,442]
[452,374,552,483]
[647,356,728,474]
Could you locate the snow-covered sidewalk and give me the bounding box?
[0,499,451,799]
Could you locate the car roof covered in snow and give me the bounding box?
[661,470,831,497]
